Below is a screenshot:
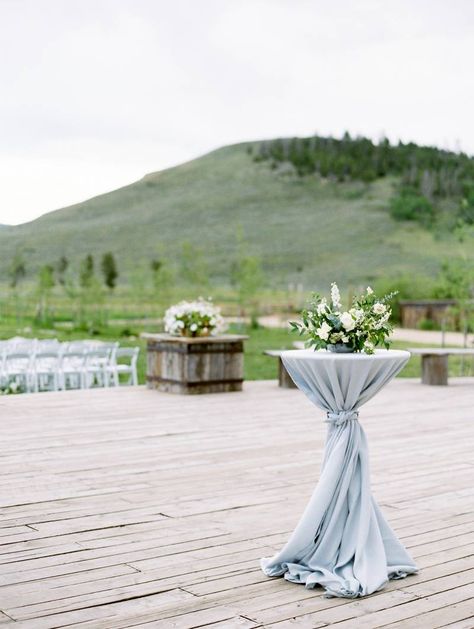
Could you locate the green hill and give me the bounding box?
[1,139,472,290]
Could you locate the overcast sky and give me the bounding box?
[1,0,473,225]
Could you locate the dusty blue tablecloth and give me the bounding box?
[261,349,418,598]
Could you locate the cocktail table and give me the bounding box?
[261,349,418,598]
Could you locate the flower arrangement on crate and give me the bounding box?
[164,298,226,338]
[291,283,397,354]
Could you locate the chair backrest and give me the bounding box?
[10,341,36,354]
[66,342,88,352]
[116,347,139,365]
[36,339,60,352]
[5,352,32,370]
[35,351,60,369]
[61,352,86,369]
[85,349,112,367]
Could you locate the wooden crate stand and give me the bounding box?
[142,333,248,394]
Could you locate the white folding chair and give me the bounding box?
[10,340,37,354]
[83,343,118,388]
[66,341,89,353]
[36,339,60,352]
[34,351,61,392]
[60,351,86,390]
[4,352,34,393]
[106,347,140,386]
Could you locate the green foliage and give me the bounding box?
[389,190,436,226]
[458,186,474,224]
[79,254,95,288]
[38,265,55,291]
[101,252,118,290]
[35,264,55,324]
[433,258,474,301]
[417,318,437,331]
[56,256,69,285]
[292,285,397,354]
[76,275,107,332]
[232,255,264,314]
[178,242,209,293]
[257,134,474,231]
[373,275,436,322]
[150,258,174,305]
[257,133,473,198]
[8,252,26,289]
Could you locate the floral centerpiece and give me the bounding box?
[164,298,225,338]
[291,283,397,354]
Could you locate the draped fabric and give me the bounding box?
[261,349,418,598]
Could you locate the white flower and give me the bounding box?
[374,311,390,329]
[341,335,349,343]
[330,283,341,309]
[316,299,328,315]
[363,340,375,354]
[367,286,374,295]
[340,311,355,331]
[164,299,225,336]
[373,302,387,315]
[316,321,332,341]
[349,308,364,321]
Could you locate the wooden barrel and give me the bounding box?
[141,333,248,394]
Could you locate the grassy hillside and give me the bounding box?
[1,141,471,290]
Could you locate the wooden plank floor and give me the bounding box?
[0,379,473,628]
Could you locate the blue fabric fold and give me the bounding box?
[261,349,418,598]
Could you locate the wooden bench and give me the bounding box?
[263,350,297,388]
[408,347,474,385]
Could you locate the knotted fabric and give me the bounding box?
[326,410,359,426]
[261,349,418,598]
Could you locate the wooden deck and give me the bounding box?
[0,379,473,628]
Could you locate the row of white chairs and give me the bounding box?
[0,338,139,393]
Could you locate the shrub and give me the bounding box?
[390,190,436,227]
[418,318,437,331]
[373,274,436,322]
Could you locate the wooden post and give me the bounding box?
[421,354,448,386]
[263,350,297,388]
[278,357,297,388]
[141,333,248,394]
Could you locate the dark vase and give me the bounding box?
[327,343,355,353]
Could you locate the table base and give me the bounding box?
[261,419,418,598]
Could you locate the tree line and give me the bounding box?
[251,133,474,228]
[5,240,265,330]
[8,252,119,291]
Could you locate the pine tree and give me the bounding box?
[79,254,94,288]
[101,252,118,290]
[56,256,69,285]
[9,252,26,288]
